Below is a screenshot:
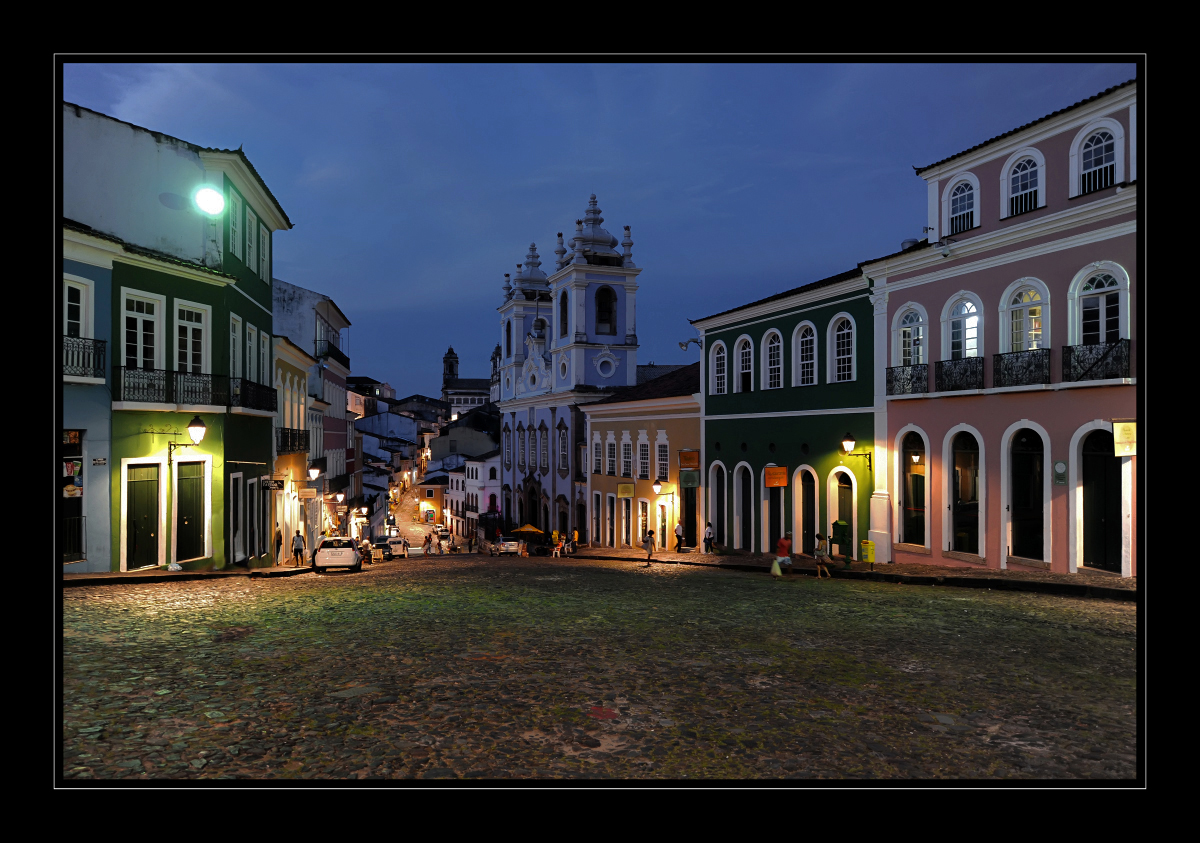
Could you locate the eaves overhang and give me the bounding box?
[690,275,867,333]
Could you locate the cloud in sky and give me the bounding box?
[63,61,1136,395]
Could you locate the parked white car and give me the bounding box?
[313,537,362,573]
[386,535,409,558]
[490,536,520,556]
[434,524,450,539]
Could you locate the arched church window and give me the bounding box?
[559,291,569,337]
[596,287,617,335]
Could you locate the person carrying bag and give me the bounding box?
[813,532,832,579]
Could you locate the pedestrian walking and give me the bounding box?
[773,532,793,579]
[290,530,306,567]
[402,536,410,558]
[703,522,714,554]
[275,524,283,565]
[642,530,655,567]
[437,536,444,555]
[468,535,475,553]
[813,532,832,579]
[674,521,684,552]
[572,528,579,553]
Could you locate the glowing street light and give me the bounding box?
[186,416,207,444]
[308,468,321,481]
[194,187,225,216]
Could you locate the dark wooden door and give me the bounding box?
[801,472,815,555]
[836,472,853,556]
[714,467,726,545]
[952,432,979,554]
[683,486,697,546]
[1010,429,1044,559]
[127,464,159,569]
[768,486,782,552]
[739,468,752,551]
[1083,430,1122,572]
[177,461,204,561]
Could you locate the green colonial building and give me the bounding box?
[692,267,888,561]
[63,102,291,571]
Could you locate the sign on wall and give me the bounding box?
[679,470,699,489]
[260,479,285,490]
[764,466,788,487]
[617,483,635,499]
[1113,422,1136,456]
[677,450,700,470]
[298,488,317,499]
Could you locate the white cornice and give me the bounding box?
[582,395,700,417]
[917,85,1137,183]
[113,251,234,287]
[198,152,291,232]
[864,186,1136,283]
[877,219,1135,294]
[548,263,643,284]
[63,229,120,269]
[274,336,316,370]
[691,277,867,332]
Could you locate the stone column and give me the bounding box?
[868,287,892,564]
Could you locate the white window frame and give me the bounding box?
[637,431,650,480]
[1069,117,1126,198]
[230,314,243,379]
[826,312,857,383]
[655,430,669,482]
[229,191,243,260]
[260,334,269,386]
[733,334,754,393]
[621,432,633,478]
[997,277,1052,353]
[710,341,728,395]
[890,303,929,367]
[173,298,212,375]
[63,273,95,340]
[940,171,981,237]
[245,208,258,275]
[792,320,817,387]
[259,224,270,281]
[120,287,166,371]
[246,324,257,384]
[939,292,985,361]
[606,435,617,476]
[999,147,1047,219]
[761,329,783,390]
[1067,261,1131,347]
[592,434,601,474]
[230,471,246,563]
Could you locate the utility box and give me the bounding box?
[832,520,851,553]
[861,539,875,568]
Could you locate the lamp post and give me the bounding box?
[167,416,207,465]
[840,432,872,472]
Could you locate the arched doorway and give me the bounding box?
[800,471,816,555]
[831,471,854,557]
[952,432,980,554]
[576,503,587,541]
[1082,430,1121,572]
[710,464,726,546]
[901,431,926,546]
[1010,428,1044,560]
[767,472,783,554]
[736,466,753,550]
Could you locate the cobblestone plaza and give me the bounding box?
[62,557,1137,780]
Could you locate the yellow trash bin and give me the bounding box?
[861,539,875,569]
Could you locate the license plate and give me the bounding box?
[328,551,344,557]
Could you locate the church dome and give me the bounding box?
[568,195,623,266]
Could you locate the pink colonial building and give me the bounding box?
[863,79,1137,577]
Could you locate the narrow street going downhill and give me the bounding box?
[62,556,1136,780]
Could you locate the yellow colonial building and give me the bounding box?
[583,363,701,550]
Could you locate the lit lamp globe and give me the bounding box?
[187,416,207,444]
[336,492,345,503]
[308,468,321,481]
[842,433,856,453]
[194,187,225,216]
[652,481,662,495]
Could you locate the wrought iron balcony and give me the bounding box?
[176,372,230,406]
[62,516,85,563]
[63,336,106,379]
[934,357,985,392]
[992,348,1051,388]
[314,338,350,369]
[1063,339,1130,382]
[276,427,310,454]
[113,366,172,403]
[886,364,929,395]
[231,378,278,411]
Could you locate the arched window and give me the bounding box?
[833,318,854,382]
[764,332,782,389]
[795,324,816,386]
[711,343,727,395]
[505,320,512,357]
[736,339,752,393]
[1080,273,1120,346]
[517,426,525,467]
[949,301,979,359]
[596,287,617,335]
[950,181,975,234]
[1009,157,1039,216]
[1081,131,1116,194]
[489,466,497,480]
[1009,289,1044,352]
[559,291,568,338]
[899,310,924,366]
[559,429,568,470]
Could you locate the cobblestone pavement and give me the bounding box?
[61,555,1138,781]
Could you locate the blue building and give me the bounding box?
[62,231,115,571]
[496,195,642,539]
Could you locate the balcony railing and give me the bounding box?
[176,372,230,406]
[63,336,106,379]
[276,427,310,454]
[1063,339,1130,382]
[934,357,985,392]
[886,364,929,395]
[315,338,350,369]
[114,366,171,403]
[993,348,1051,388]
[231,378,278,412]
[62,516,85,563]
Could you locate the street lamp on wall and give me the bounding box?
[308,468,321,481]
[841,432,872,472]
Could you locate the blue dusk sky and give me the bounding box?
[63,62,1136,397]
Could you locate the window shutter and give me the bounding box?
[260,225,270,279]
[230,194,241,259]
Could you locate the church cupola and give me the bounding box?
[568,195,623,267]
[442,346,459,382]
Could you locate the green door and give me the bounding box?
[801,471,815,555]
[177,461,204,561]
[127,464,159,569]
